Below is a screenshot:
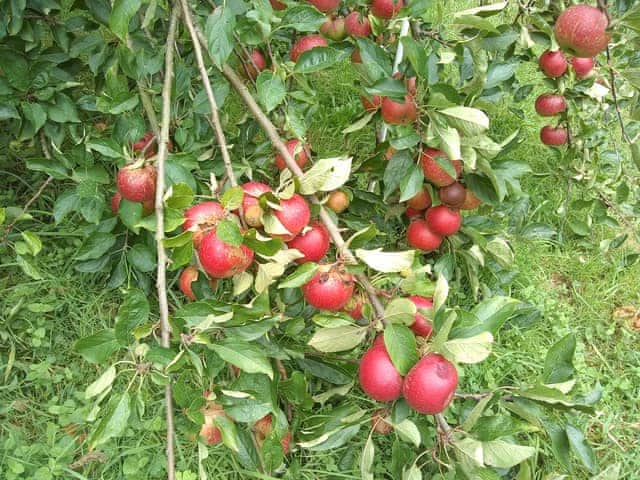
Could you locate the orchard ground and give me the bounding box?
[2,4,640,480]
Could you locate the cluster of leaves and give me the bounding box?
[1,1,630,479]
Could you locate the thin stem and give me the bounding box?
[180,0,237,187]
[434,413,452,434]
[154,7,180,480]
[220,63,387,322]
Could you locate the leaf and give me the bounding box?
[294,47,348,74]
[383,298,417,326]
[47,93,80,123]
[384,324,418,376]
[16,255,43,280]
[482,440,535,468]
[566,424,596,473]
[434,124,461,161]
[127,243,156,272]
[485,238,514,267]
[432,274,449,312]
[205,6,236,69]
[356,249,415,273]
[166,183,194,209]
[398,164,424,203]
[211,340,274,379]
[355,37,392,82]
[403,464,422,480]
[109,0,141,40]
[278,262,318,289]
[74,329,119,364]
[221,186,244,210]
[21,231,42,256]
[76,232,116,261]
[451,296,519,338]
[89,392,131,449]
[114,289,150,346]
[256,71,286,113]
[394,419,421,448]
[542,334,576,385]
[86,365,116,398]
[299,157,352,194]
[282,5,326,32]
[308,325,367,353]
[361,435,375,480]
[216,220,243,247]
[87,138,123,158]
[442,332,493,364]
[401,37,427,79]
[383,149,413,200]
[213,415,240,453]
[342,111,376,134]
[544,421,572,471]
[439,107,490,136]
[21,102,47,132]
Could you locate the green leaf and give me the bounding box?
[127,243,156,272]
[282,5,326,32]
[74,329,119,363]
[278,262,318,289]
[355,249,415,273]
[16,254,43,280]
[384,324,418,375]
[211,340,274,379]
[442,332,493,364]
[87,138,123,158]
[308,325,367,353]
[361,435,375,480]
[383,298,416,326]
[166,183,193,209]
[482,440,535,468]
[566,424,596,473]
[213,415,240,453]
[114,289,150,346]
[299,157,352,194]
[471,414,539,441]
[439,107,490,136]
[89,392,131,449]
[205,6,236,70]
[216,220,243,247]
[398,164,424,203]
[393,419,421,448]
[451,296,519,338]
[77,232,116,261]
[401,37,427,79]
[109,0,142,41]
[542,334,576,385]
[47,93,80,123]
[294,47,348,74]
[342,111,376,134]
[20,231,42,256]
[86,365,116,398]
[355,37,392,83]
[256,71,286,113]
[383,150,413,200]
[21,102,47,132]
[221,186,244,210]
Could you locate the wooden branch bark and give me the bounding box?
[154,7,180,480]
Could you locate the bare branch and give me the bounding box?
[154,7,180,480]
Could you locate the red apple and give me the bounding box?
[290,34,328,62]
[535,93,567,117]
[408,296,433,337]
[198,229,254,278]
[273,194,311,241]
[405,207,424,218]
[270,0,287,10]
[438,182,467,208]
[246,50,267,80]
[345,11,371,37]
[302,264,355,311]
[539,50,568,78]
[239,181,271,227]
[361,95,382,112]
[460,189,481,210]
[407,219,443,252]
[287,222,331,263]
[116,164,157,203]
[540,125,568,146]
[320,15,347,41]
[407,188,432,211]
[403,353,458,414]
[371,0,403,19]
[199,403,226,445]
[183,202,226,247]
[358,336,403,401]
[381,95,417,125]
[571,57,595,78]
[307,0,340,13]
[275,139,310,171]
[420,148,463,187]
[555,5,610,57]
[425,205,462,237]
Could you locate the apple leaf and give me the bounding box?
[308,325,367,353]
[355,248,415,273]
[299,157,352,194]
[384,324,418,375]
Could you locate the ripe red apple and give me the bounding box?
[287,222,331,263]
[534,93,567,117]
[371,409,393,434]
[343,292,365,319]
[245,50,267,80]
[571,57,595,79]
[405,207,424,218]
[273,194,311,241]
[132,131,156,158]
[403,353,458,414]
[302,264,355,311]
[199,403,225,445]
[438,182,467,208]
[179,265,199,301]
[555,5,610,57]
[183,202,226,247]
[407,188,432,211]
[240,181,271,227]
[420,148,463,187]
[253,415,291,454]
[408,295,433,337]
[326,190,350,213]
[381,95,417,125]
[117,164,157,203]
[425,205,462,237]
[460,189,481,210]
[371,0,403,19]
[320,15,347,41]
[111,192,154,216]
[540,125,568,146]
[110,192,121,215]
[307,0,339,13]
[361,95,382,112]
[275,139,310,171]
[290,34,328,62]
[270,0,286,10]
[198,229,254,278]
[358,337,403,401]
[407,219,443,252]
[539,50,568,78]
[345,11,371,37]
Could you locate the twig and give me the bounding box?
[434,413,452,434]
[154,7,180,480]
[180,0,237,187]
[219,63,387,322]
[127,38,160,136]
[1,132,54,244]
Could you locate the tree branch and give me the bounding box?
[180,0,237,187]
[434,413,452,434]
[154,7,180,480]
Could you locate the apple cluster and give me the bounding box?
[536,4,609,146]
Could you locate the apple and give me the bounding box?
[408,295,433,337]
[326,190,350,213]
[358,336,403,401]
[420,148,462,187]
[460,189,481,210]
[272,194,311,241]
[540,125,568,146]
[381,95,417,125]
[535,93,567,117]
[117,164,157,203]
[307,0,340,13]
[302,264,355,311]
[199,403,226,445]
[539,50,568,78]
[361,95,382,112]
[425,205,462,237]
[253,415,292,454]
[183,202,226,247]
[405,207,424,219]
[287,222,331,263]
[571,57,595,79]
[275,139,310,171]
[403,353,458,414]
[290,34,328,62]
[343,291,365,319]
[407,188,432,211]
[245,49,267,80]
[320,15,347,41]
[345,11,371,37]
[239,181,271,227]
[555,5,610,57]
[371,0,403,19]
[407,219,443,252]
[438,182,466,208]
[198,229,254,278]
[270,0,287,10]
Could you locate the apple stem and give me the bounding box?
[154,6,180,480]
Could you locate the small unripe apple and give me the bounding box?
[540,125,568,146]
[345,11,371,37]
[290,34,328,62]
[571,57,595,79]
[407,188,432,211]
[275,139,309,171]
[539,50,568,78]
[438,182,466,208]
[320,15,347,41]
[535,94,567,117]
[403,353,458,414]
[381,95,417,125]
[358,336,403,401]
[424,205,462,237]
[555,5,610,57]
[407,219,443,252]
[326,190,350,213]
[371,0,403,19]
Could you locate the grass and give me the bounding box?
[2,5,640,480]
